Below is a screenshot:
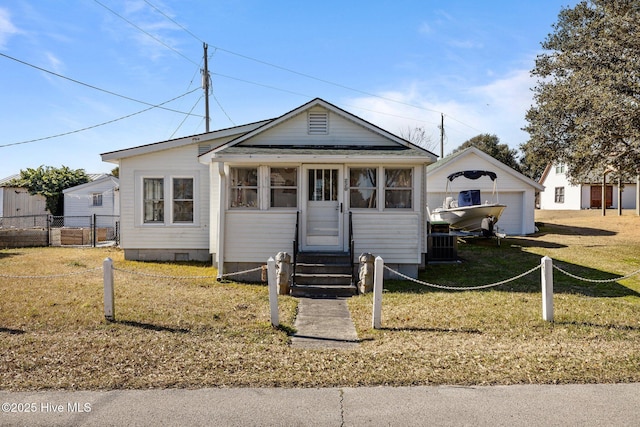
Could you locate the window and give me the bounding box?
[173,178,194,222]
[270,167,297,208]
[143,178,164,223]
[555,187,565,203]
[349,168,377,208]
[308,169,337,201]
[92,192,103,207]
[230,167,258,208]
[385,168,412,209]
[555,164,565,174]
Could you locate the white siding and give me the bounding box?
[620,184,638,209]
[427,149,541,235]
[63,178,119,226]
[539,168,582,210]
[225,211,297,262]
[579,183,638,209]
[352,212,421,264]
[1,187,48,217]
[242,107,395,147]
[119,144,210,251]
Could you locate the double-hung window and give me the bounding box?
[92,192,103,207]
[143,178,164,223]
[384,168,412,209]
[555,187,565,203]
[270,167,298,208]
[230,167,258,208]
[173,178,194,222]
[141,173,197,225]
[349,168,377,208]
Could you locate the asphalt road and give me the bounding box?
[2,383,639,426]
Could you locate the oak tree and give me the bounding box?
[523,0,640,183]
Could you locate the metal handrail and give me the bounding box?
[292,211,300,285]
[349,211,356,287]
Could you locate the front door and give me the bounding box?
[303,166,343,251]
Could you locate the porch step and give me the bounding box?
[290,284,356,298]
[292,252,356,297]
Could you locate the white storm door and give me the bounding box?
[303,166,343,250]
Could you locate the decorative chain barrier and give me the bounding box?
[112,266,215,280]
[383,264,542,291]
[0,263,264,282]
[0,267,103,279]
[218,266,265,278]
[553,264,640,283]
[112,265,265,280]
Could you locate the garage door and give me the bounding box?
[495,192,523,235]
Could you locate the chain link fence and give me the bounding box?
[0,214,119,247]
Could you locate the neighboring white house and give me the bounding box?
[101,98,438,278]
[0,174,48,218]
[538,164,638,210]
[63,174,120,226]
[426,147,544,235]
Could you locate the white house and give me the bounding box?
[102,98,438,279]
[426,147,544,235]
[63,174,120,226]
[538,164,638,210]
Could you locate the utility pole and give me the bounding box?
[439,113,444,159]
[202,42,210,133]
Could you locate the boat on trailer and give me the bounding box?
[429,170,506,234]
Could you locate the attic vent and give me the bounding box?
[308,112,329,135]
[198,144,211,155]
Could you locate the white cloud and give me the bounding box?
[0,7,20,49]
[45,52,63,73]
[344,67,536,154]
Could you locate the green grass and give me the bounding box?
[1,211,639,390]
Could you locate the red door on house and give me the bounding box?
[590,186,613,208]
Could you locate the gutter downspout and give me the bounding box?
[216,161,226,280]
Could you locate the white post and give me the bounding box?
[103,257,115,321]
[267,257,279,327]
[541,256,554,322]
[372,256,384,329]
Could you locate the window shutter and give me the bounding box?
[308,112,329,135]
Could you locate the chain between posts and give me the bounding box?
[383,264,542,291]
[552,265,640,283]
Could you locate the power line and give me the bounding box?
[143,0,204,44]
[0,88,200,148]
[140,0,480,128]
[170,95,203,139]
[0,52,203,118]
[93,0,200,67]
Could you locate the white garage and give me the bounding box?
[426,147,544,235]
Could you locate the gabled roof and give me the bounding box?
[427,147,544,191]
[100,120,271,163]
[1,173,113,188]
[0,174,20,187]
[63,175,119,194]
[199,98,438,163]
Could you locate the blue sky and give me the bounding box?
[0,0,577,179]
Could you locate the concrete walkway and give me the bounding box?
[291,297,360,349]
[2,384,639,426]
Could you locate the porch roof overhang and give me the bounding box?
[198,146,436,165]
